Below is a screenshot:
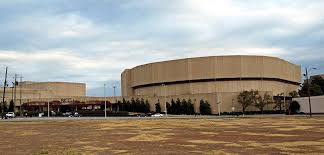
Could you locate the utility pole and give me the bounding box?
[217,94,221,116]
[14,74,17,112]
[113,86,118,112]
[305,67,311,117]
[113,86,116,98]
[162,84,167,117]
[11,87,13,106]
[104,84,107,118]
[305,67,317,117]
[283,91,285,111]
[19,76,23,116]
[47,98,50,118]
[2,67,8,113]
[112,86,116,111]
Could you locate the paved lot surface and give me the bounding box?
[0,116,324,154]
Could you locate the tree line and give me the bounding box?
[237,90,300,114]
[116,98,150,113]
[118,98,212,115]
[155,98,211,115]
[299,75,324,97]
[0,100,15,113]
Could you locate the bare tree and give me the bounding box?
[274,93,284,111]
[237,90,253,114]
[255,93,272,114]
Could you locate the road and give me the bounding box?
[1,114,323,122]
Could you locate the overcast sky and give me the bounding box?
[0,0,323,96]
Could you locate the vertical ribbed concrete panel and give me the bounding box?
[121,69,133,96]
[120,55,301,113]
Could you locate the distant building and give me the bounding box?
[0,55,302,114]
[122,55,301,114]
[0,81,86,101]
[0,82,92,113]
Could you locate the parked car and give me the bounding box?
[68,112,81,117]
[138,113,148,117]
[151,113,163,117]
[73,112,81,117]
[6,112,15,118]
[38,112,44,117]
[62,112,72,117]
[50,111,56,116]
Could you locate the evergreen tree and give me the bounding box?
[166,102,171,114]
[140,98,145,112]
[187,99,195,114]
[170,99,176,114]
[122,98,127,111]
[135,98,141,112]
[3,101,8,112]
[131,98,136,112]
[289,101,300,114]
[145,99,150,113]
[199,99,211,115]
[116,100,122,112]
[181,99,188,114]
[299,81,323,97]
[311,76,324,93]
[175,98,181,115]
[155,100,161,113]
[8,100,15,112]
[126,100,131,112]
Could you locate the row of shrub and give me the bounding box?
[115,98,150,113]
[154,98,211,115]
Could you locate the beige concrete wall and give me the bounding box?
[132,80,298,97]
[120,55,301,114]
[121,69,133,96]
[0,82,86,103]
[294,96,324,114]
[122,56,301,92]
[22,82,86,97]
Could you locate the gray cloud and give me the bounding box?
[0,0,323,96]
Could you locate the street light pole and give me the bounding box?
[47,99,50,118]
[305,67,317,117]
[14,74,17,112]
[19,76,23,116]
[2,66,8,114]
[162,84,167,117]
[112,86,116,111]
[113,86,116,98]
[104,84,106,118]
[47,88,52,118]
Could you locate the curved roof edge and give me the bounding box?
[126,55,299,70]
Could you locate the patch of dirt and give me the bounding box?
[0,117,324,154]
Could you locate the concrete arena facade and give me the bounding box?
[122,55,301,113]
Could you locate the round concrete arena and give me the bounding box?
[121,55,301,113]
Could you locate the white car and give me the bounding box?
[6,112,15,118]
[151,113,163,117]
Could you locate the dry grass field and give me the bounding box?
[0,117,324,155]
